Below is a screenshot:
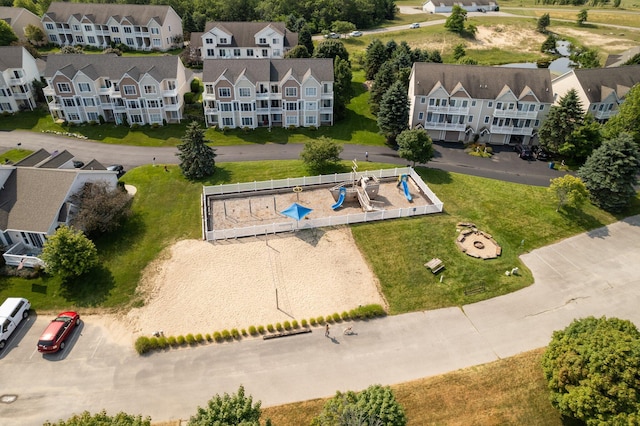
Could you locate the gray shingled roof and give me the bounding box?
[203,22,297,49]
[37,150,73,169]
[203,58,333,84]
[424,0,495,6]
[411,63,554,102]
[43,2,174,26]
[14,149,51,167]
[569,65,640,102]
[605,46,640,67]
[0,168,77,233]
[0,46,25,71]
[81,159,107,170]
[43,54,181,81]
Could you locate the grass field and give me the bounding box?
[262,348,563,425]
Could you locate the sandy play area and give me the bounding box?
[123,227,386,339]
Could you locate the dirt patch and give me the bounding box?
[557,28,637,52]
[471,25,546,52]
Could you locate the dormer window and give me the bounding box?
[220,37,228,44]
[259,38,267,44]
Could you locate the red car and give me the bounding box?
[37,311,80,353]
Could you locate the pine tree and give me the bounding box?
[578,133,640,212]
[369,60,397,115]
[333,57,353,120]
[453,43,466,61]
[177,122,217,180]
[364,39,388,80]
[377,81,409,145]
[298,25,314,56]
[537,13,550,33]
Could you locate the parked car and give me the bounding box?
[349,31,363,37]
[324,32,339,39]
[107,164,125,178]
[0,297,30,350]
[37,311,80,353]
[72,160,84,168]
[535,149,552,161]
[514,144,534,160]
[409,23,420,29]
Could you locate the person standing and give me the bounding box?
[325,323,330,337]
[365,151,369,161]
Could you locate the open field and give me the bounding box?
[262,348,562,425]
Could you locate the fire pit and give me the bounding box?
[455,224,502,259]
[474,241,485,249]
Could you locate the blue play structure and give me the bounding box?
[399,175,413,201]
[332,187,347,210]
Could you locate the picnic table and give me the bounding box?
[424,258,445,274]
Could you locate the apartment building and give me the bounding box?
[43,54,190,126]
[0,6,44,43]
[202,58,333,129]
[422,0,499,13]
[408,63,553,145]
[42,2,183,52]
[192,22,298,61]
[0,46,40,113]
[552,65,640,122]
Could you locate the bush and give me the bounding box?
[257,325,265,334]
[205,333,212,342]
[326,315,334,324]
[135,336,151,355]
[222,330,231,341]
[213,331,223,343]
[310,317,317,326]
[341,311,350,321]
[249,326,258,336]
[283,321,291,330]
[332,313,341,322]
[168,336,177,347]
[190,78,200,93]
[316,316,325,325]
[148,337,159,350]
[184,92,196,104]
[267,324,275,332]
[301,319,308,327]
[231,328,240,340]
[276,322,283,331]
[157,336,168,349]
[176,335,186,346]
[185,333,196,345]
[292,320,299,329]
[241,328,247,336]
[195,333,204,343]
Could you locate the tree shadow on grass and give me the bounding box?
[93,213,147,258]
[415,167,453,185]
[60,265,115,307]
[559,207,606,235]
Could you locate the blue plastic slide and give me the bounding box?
[332,187,347,210]
[401,180,413,201]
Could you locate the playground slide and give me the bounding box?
[331,188,346,210]
[401,180,413,202]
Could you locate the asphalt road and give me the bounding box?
[2,216,639,424]
[0,129,561,187]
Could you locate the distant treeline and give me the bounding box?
[537,0,613,5]
[17,0,396,33]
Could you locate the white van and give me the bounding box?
[0,297,31,350]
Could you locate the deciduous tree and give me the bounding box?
[453,43,466,61]
[189,385,268,426]
[331,21,356,37]
[603,83,640,145]
[40,226,98,280]
[0,20,17,46]
[577,8,588,26]
[300,136,343,172]
[177,121,217,180]
[314,39,350,63]
[333,57,354,120]
[43,410,151,426]
[570,47,600,68]
[397,129,435,167]
[24,24,44,44]
[542,316,640,425]
[285,44,310,58]
[69,181,132,238]
[578,132,640,212]
[548,175,588,212]
[377,81,409,146]
[445,5,467,34]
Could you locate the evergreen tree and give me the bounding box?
[570,47,600,68]
[40,226,98,281]
[537,13,551,33]
[429,50,443,63]
[377,81,409,145]
[603,83,640,145]
[397,129,435,166]
[0,20,17,46]
[578,133,640,212]
[541,34,557,53]
[333,57,353,120]
[445,5,467,34]
[391,41,413,69]
[177,122,217,180]
[453,43,466,61]
[298,25,314,56]
[364,39,388,80]
[24,24,44,44]
[369,60,397,115]
[385,40,397,58]
[577,9,588,26]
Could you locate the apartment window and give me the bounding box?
[420,97,426,104]
[305,87,317,97]
[247,49,254,57]
[57,83,71,93]
[73,25,80,31]
[220,103,232,112]
[205,38,213,44]
[468,115,473,122]
[153,39,161,47]
[111,26,120,33]
[78,83,91,92]
[418,112,424,120]
[534,120,540,127]
[130,114,143,123]
[84,25,92,32]
[471,100,476,107]
[488,101,493,107]
[242,117,253,126]
[222,117,233,126]
[127,100,140,109]
[305,101,317,111]
[144,85,157,94]
[87,112,99,121]
[206,48,215,56]
[323,83,330,93]
[441,99,447,106]
[608,103,614,110]
[113,37,121,44]
[218,88,231,98]
[462,100,468,107]
[286,102,297,111]
[147,99,161,108]
[271,84,279,93]
[273,49,280,56]
[150,113,162,122]
[484,116,490,124]
[285,87,297,97]
[238,88,251,97]
[126,38,134,45]
[83,98,96,106]
[46,23,54,30]
[492,117,499,125]
[75,36,83,43]
[220,37,228,44]
[259,38,267,44]
[167,81,176,90]
[262,49,268,56]
[270,100,281,108]
[508,103,515,110]
[496,102,502,109]
[429,98,435,106]
[240,103,252,112]
[529,104,536,111]
[205,85,214,94]
[305,116,317,125]
[525,119,531,127]
[152,28,160,35]
[539,105,544,110]
[286,116,297,125]
[68,113,80,121]
[123,85,137,95]
[233,48,241,57]
[322,99,332,108]
[87,36,96,44]
[124,27,132,33]
[62,98,75,107]
[219,49,226,57]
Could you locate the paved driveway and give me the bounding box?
[2,216,639,424]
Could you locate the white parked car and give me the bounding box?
[349,31,363,37]
[410,23,420,29]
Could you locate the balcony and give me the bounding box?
[164,103,181,111]
[204,106,218,114]
[43,87,55,96]
[163,88,178,97]
[424,121,466,131]
[426,105,469,115]
[48,101,62,110]
[3,242,44,268]
[490,125,533,135]
[594,109,615,120]
[493,109,538,119]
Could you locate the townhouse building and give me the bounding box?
[191,22,298,61]
[43,54,190,126]
[0,46,40,113]
[0,6,44,43]
[202,58,333,130]
[408,63,553,145]
[551,65,640,122]
[42,2,183,52]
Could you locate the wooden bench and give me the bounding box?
[424,258,445,274]
[464,285,486,296]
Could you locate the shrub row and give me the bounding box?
[134,304,386,355]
